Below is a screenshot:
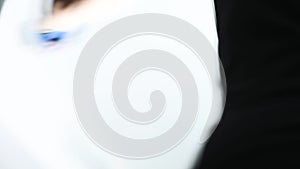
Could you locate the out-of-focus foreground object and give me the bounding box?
[0,0,225,169]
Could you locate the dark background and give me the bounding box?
[194,0,300,168]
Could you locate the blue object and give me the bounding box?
[39,31,67,42]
